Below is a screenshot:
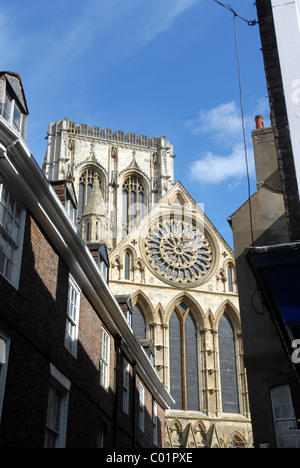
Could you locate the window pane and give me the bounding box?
[219,314,239,413]
[123,360,130,413]
[78,182,84,218]
[228,266,233,292]
[2,93,11,121]
[132,303,146,340]
[5,259,13,282]
[122,189,128,238]
[5,213,13,237]
[0,185,23,287]
[65,279,80,356]
[0,186,8,205]
[100,330,110,390]
[185,313,199,411]
[44,387,62,448]
[0,245,6,275]
[271,385,300,448]
[169,311,182,409]
[13,104,21,131]
[124,252,130,280]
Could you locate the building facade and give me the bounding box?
[43,118,252,448]
[0,72,173,448]
[228,116,300,448]
[226,0,300,448]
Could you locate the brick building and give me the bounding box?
[0,71,173,448]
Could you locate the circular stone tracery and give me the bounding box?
[145,219,213,285]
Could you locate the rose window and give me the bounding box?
[145,219,213,285]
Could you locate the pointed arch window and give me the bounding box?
[86,221,91,242]
[78,167,103,218]
[124,251,132,280]
[169,303,199,411]
[218,313,239,413]
[227,265,233,292]
[122,175,145,237]
[132,303,146,340]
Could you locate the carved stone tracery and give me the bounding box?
[145,219,213,285]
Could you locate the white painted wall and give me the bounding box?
[271,0,300,198]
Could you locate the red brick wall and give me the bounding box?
[0,210,165,448]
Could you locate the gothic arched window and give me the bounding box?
[227,265,233,292]
[169,303,199,411]
[218,313,239,413]
[122,174,145,237]
[124,251,132,280]
[86,221,91,242]
[132,303,146,340]
[78,167,103,217]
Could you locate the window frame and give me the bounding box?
[122,174,146,237]
[139,382,145,432]
[0,181,26,289]
[218,312,240,414]
[169,304,200,412]
[44,386,63,448]
[1,91,12,122]
[270,384,300,448]
[65,191,77,225]
[227,265,234,292]
[153,401,158,446]
[0,331,10,423]
[78,166,104,218]
[124,251,131,280]
[100,328,110,392]
[97,423,105,448]
[122,358,130,414]
[65,275,81,358]
[1,89,25,137]
[44,364,70,449]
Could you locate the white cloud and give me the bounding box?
[144,0,199,40]
[186,101,258,185]
[190,143,254,185]
[28,0,200,79]
[184,101,252,143]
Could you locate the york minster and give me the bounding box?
[43,118,252,448]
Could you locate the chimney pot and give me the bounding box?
[255,115,264,129]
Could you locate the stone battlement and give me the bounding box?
[68,121,159,149]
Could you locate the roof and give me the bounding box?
[228,192,258,221]
[0,71,29,115]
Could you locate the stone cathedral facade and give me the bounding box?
[42,118,252,448]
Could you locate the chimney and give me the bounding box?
[252,115,282,189]
[255,115,264,129]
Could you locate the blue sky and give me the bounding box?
[1,0,269,248]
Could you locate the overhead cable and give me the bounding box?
[212,0,256,245]
[211,0,258,26]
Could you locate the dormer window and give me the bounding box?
[98,244,110,284]
[12,101,22,133]
[0,72,29,140]
[65,188,77,225]
[1,92,11,122]
[1,91,24,135]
